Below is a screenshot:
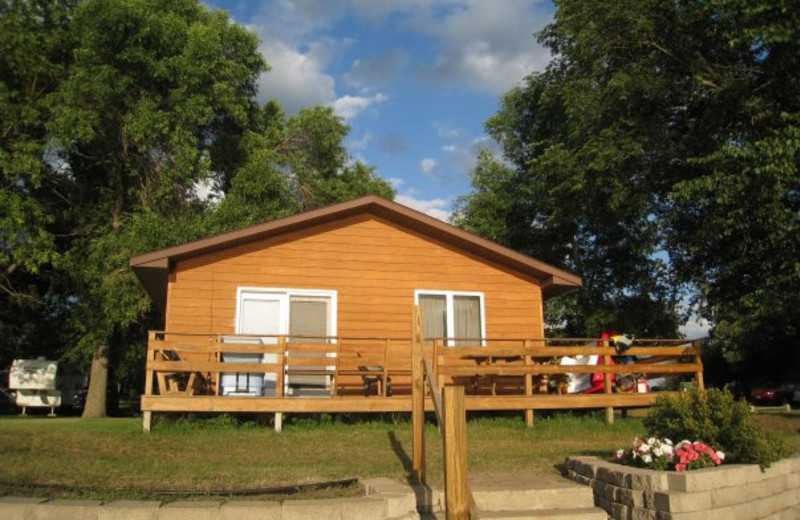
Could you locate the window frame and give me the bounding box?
[235,287,338,340]
[414,289,486,347]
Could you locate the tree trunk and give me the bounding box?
[82,345,108,418]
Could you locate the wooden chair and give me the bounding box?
[155,350,206,395]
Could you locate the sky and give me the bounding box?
[206,0,554,221]
[205,0,709,338]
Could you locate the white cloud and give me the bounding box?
[348,131,374,151]
[420,158,439,176]
[388,177,405,189]
[438,132,499,181]
[411,0,552,93]
[395,192,451,221]
[332,93,388,120]
[345,48,411,89]
[435,122,461,140]
[679,318,711,340]
[255,39,337,113]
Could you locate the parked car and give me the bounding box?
[750,382,798,406]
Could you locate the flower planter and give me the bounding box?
[564,455,800,520]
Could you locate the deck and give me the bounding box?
[141,331,703,429]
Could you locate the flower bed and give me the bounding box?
[564,454,800,520]
[614,437,725,472]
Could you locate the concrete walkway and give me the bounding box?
[0,471,607,519]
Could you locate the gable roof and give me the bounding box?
[130,195,581,315]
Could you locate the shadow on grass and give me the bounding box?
[388,430,437,514]
[388,431,413,481]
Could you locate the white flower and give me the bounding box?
[642,454,653,464]
[664,438,673,445]
[647,437,657,446]
[653,447,664,457]
[615,449,625,459]
[663,445,674,455]
[716,451,726,460]
[638,443,650,453]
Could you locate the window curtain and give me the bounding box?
[419,294,447,341]
[289,297,329,343]
[453,295,481,346]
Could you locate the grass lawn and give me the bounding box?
[0,409,798,501]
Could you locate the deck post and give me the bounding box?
[276,336,286,433]
[443,385,469,520]
[382,339,390,397]
[603,350,614,424]
[144,332,156,397]
[524,339,534,427]
[143,332,156,433]
[412,306,426,484]
[693,340,705,391]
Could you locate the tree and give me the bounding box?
[0,0,77,372]
[208,104,395,232]
[45,0,266,417]
[1,0,396,416]
[456,0,799,380]
[0,0,73,305]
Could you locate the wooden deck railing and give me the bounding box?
[141,329,703,434]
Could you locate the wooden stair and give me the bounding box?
[367,471,608,519]
[467,471,607,519]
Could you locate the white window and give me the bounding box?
[414,290,485,346]
[226,288,337,396]
[235,287,337,340]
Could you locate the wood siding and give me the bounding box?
[165,214,544,338]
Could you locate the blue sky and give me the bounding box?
[206,0,555,220]
[205,1,710,338]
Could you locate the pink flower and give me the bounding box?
[675,463,687,472]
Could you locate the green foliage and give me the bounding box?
[455,0,800,380]
[644,388,789,468]
[0,0,395,408]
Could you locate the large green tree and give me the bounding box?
[46,0,265,417]
[1,0,395,416]
[455,0,799,381]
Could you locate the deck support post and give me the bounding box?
[443,385,469,520]
[274,412,283,433]
[143,411,152,433]
[412,306,425,484]
[603,351,614,424]
[524,340,534,427]
[693,340,705,391]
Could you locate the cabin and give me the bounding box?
[131,195,702,431]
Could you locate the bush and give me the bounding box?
[643,387,788,468]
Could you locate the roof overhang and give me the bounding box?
[130,195,582,316]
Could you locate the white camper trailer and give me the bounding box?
[8,359,85,416]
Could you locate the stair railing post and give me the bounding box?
[443,385,469,520]
[412,305,426,484]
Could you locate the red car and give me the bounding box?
[750,383,798,406]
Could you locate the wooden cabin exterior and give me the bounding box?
[131,196,702,430]
[132,195,581,340]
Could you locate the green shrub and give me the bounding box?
[643,387,788,468]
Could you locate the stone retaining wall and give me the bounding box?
[0,478,430,520]
[564,455,800,520]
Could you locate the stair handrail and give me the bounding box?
[412,305,479,519]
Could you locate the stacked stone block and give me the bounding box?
[0,479,419,520]
[564,455,800,520]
